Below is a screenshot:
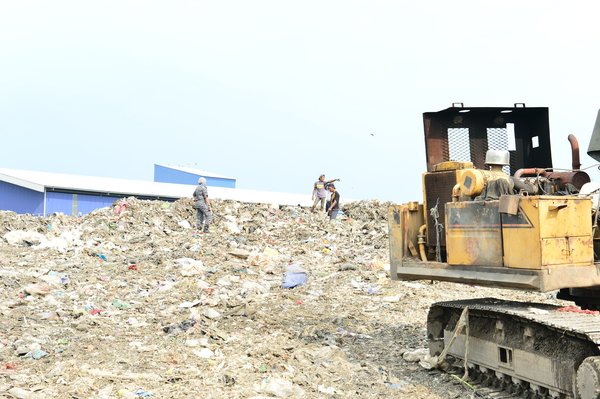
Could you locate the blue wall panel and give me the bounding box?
[1,179,182,217]
[76,194,120,215]
[46,191,120,216]
[154,164,236,188]
[45,192,74,215]
[0,181,44,215]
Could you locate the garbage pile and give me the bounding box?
[0,198,556,398]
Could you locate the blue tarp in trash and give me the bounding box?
[282,264,308,289]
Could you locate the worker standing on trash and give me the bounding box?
[327,184,340,220]
[311,174,339,212]
[193,177,212,233]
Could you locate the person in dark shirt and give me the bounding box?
[327,184,340,220]
[192,177,212,233]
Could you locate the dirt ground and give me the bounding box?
[0,198,562,398]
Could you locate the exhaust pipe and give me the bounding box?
[568,134,581,170]
[514,134,590,190]
[514,168,548,178]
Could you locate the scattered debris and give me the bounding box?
[0,197,566,398]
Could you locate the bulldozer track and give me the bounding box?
[428,298,600,399]
[444,359,563,398]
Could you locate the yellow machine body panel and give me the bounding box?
[432,161,474,172]
[445,201,503,267]
[387,195,600,292]
[502,196,593,269]
[456,169,512,197]
[388,203,424,270]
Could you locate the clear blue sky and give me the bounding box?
[2,1,599,202]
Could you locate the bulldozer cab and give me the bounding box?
[390,105,600,399]
[423,103,553,174]
[389,104,600,293]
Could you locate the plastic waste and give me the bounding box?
[382,295,402,302]
[24,349,49,360]
[7,387,35,399]
[224,221,241,234]
[112,299,130,309]
[263,247,279,258]
[178,220,192,229]
[282,263,308,289]
[193,348,214,358]
[0,196,399,397]
[367,287,380,295]
[178,300,201,309]
[259,377,305,397]
[338,263,357,271]
[318,385,337,394]
[23,283,51,296]
[350,279,381,295]
[114,200,128,215]
[203,308,221,319]
[117,389,137,398]
[133,388,153,397]
[163,319,196,334]
[402,348,430,362]
[336,327,373,339]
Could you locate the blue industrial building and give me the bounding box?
[0,168,190,217]
[153,164,236,188]
[0,167,309,217]
[0,181,126,216]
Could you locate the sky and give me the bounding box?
[1,1,600,202]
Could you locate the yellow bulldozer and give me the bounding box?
[388,104,600,399]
